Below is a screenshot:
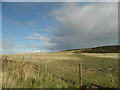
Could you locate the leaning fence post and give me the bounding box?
[79,64,82,88]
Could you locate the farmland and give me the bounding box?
[1,52,118,88]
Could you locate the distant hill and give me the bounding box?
[62,45,120,53]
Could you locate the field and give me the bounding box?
[1,52,118,88]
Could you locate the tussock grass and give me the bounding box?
[2,52,118,88]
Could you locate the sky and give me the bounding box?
[2,0,119,2]
[2,2,118,54]
[0,1,2,54]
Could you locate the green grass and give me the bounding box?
[1,52,118,88]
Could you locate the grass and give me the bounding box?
[1,52,119,88]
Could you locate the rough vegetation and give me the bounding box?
[1,52,118,88]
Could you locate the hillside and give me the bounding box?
[62,45,120,53]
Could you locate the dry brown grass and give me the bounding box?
[2,52,118,88]
[81,53,118,59]
[13,62,36,81]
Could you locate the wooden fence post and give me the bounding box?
[79,64,82,88]
[44,58,47,88]
[23,56,24,61]
[31,56,32,61]
[45,58,48,74]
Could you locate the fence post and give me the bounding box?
[44,58,48,88]
[31,56,32,61]
[45,58,48,74]
[79,64,82,88]
[23,56,24,61]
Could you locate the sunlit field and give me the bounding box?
[1,52,118,88]
[81,53,118,59]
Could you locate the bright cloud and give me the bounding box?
[27,33,50,41]
[27,36,50,41]
[33,33,41,37]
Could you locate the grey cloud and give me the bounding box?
[46,2,118,51]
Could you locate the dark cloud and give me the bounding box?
[46,2,118,51]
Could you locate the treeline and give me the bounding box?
[80,45,120,53]
[63,45,120,53]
